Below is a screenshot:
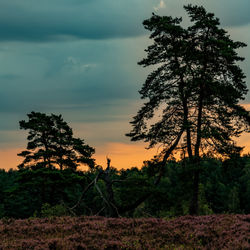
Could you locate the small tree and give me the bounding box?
[127,5,250,214]
[18,112,95,171]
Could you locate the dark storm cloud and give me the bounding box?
[0,0,154,42]
[0,0,249,42]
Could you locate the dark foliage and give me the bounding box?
[18,112,95,171]
[0,155,250,219]
[127,4,250,215]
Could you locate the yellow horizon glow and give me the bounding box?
[0,143,159,171]
[0,136,250,171]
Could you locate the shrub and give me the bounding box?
[40,203,69,218]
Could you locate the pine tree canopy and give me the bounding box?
[18,112,95,171]
[127,5,250,160]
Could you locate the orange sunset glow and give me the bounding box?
[0,143,159,171]
[1,134,249,171]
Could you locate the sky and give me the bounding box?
[0,0,250,170]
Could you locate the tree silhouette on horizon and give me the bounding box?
[18,111,95,171]
[127,5,250,214]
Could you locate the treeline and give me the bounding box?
[0,154,249,219]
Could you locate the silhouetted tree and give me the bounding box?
[127,5,250,214]
[18,112,95,171]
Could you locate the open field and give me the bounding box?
[0,214,249,249]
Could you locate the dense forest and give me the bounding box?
[0,153,250,219]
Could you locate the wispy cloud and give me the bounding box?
[154,0,166,12]
[63,56,97,74]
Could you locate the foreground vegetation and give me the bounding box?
[0,214,249,249]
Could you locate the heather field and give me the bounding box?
[0,215,249,249]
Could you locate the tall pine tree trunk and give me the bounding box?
[190,82,203,215]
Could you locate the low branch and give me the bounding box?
[94,174,120,217]
[119,129,184,214]
[94,207,105,216]
[70,172,101,211]
[154,128,184,185]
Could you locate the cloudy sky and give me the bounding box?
[0,0,250,170]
